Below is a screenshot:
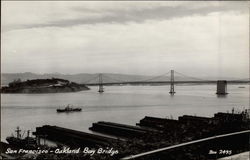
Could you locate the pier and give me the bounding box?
[33,125,119,148]
[137,116,180,130]
[89,121,160,138]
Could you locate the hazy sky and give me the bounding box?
[1,1,249,78]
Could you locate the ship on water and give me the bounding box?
[56,104,82,113]
[6,126,37,149]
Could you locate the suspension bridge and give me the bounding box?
[81,70,249,94]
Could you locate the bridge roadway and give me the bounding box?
[120,130,250,160]
[84,80,249,86]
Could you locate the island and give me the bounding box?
[0,78,89,93]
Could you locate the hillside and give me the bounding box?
[1,78,89,93]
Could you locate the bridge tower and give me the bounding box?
[98,73,104,93]
[169,70,175,95]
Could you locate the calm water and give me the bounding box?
[1,84,249,141]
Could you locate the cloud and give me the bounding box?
[1,1,248,78]
[2,11,248,77]
[2,1,248,32]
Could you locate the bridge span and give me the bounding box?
[84,80,249,86]
[81,70,249,94]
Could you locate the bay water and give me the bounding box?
[1,84,249,142]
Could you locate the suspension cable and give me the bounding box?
[143,71,171,82]
[174,71,207,81]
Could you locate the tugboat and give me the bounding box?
[56,104,82,113]
[6,127,36,149]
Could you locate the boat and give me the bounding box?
[238,86,245,88]
[6,127,36,149]
[57,104,82,113]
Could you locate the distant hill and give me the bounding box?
[1,72,154,86]
[1,72,248,86]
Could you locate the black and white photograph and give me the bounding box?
[1,1,249,160]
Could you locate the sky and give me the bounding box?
[1,1,249,78]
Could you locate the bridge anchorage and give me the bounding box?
[169,70,175,95]
[98,74,104,93]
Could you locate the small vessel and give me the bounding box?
[57,104,82,113]
[238,86,245,88]
[6,127,36,148]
